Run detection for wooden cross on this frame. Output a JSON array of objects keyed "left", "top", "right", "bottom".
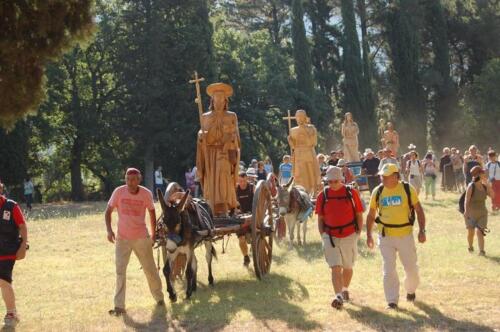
[
  {"left": 282, "top": 110, "right": 296, "bottom": 133},
  {"left": 189, "top": 71, "right": 205, "bottom": 128}
]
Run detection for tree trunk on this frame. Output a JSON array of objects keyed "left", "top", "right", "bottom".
[
  {"left": 144, "top": 145, "right": 154, "bottom": 193},
  {"left": 70, "top": 134, "right": 85, "bottom": 201}
]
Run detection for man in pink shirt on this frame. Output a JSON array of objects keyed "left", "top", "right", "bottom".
[{"left": 105, "top": 168, "right": 164, "bottom": 315}]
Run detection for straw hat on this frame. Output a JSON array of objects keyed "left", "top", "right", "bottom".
[{"left": 206, "top": 83, "right": 233, "bottom": 97}]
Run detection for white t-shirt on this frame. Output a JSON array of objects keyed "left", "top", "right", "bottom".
[
  {"left": 154, "top": 170, "right": 163, "bottom": 185},
  {"left": 487, "top": 161, "right": 500, "bottom": 181},
  {"left": 407, "top": 160, "right": 421, "bottom": 176}
]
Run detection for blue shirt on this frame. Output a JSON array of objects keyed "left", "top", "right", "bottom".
[{"left": 279, "top": 163, "right": 293, "bottom": 179}]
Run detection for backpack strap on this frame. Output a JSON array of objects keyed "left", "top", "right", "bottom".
[
  {"left": 403, "top": 182, "right": 415, "bottom": 225},
  {"left": 375, "top": 183, "right": 415, "bottom": 237}
]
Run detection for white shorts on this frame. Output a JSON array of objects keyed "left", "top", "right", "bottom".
[{"left": 321, "top": 232, "right": 358, "bottom": 269}]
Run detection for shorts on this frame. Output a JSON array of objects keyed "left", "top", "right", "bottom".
[
  {"left": 464, "top": 215, "right": 487, "bottom": 230},
  {"left": 321, "top": 232, "right": 358, "bottom": 269},
  {"left": 0, "top": 260, "right": 15, "bottom": 283}
]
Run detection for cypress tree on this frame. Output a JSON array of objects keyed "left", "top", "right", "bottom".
[
  {"left": 341, "top": 0, "right": 375, "bottom": 147},
  {"left": 291, "top": 0, "right": 315, "bottom": 122},
  {"left": 385, "top": 0, "right": 427, "bottom": 151}
]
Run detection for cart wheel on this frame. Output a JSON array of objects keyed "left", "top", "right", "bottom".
[{"left": 251, "top": 179, "right": 274, "bottom": 279}]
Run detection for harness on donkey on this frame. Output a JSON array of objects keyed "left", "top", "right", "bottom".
[
  {"left": 374, "top": 182, "right": 415, "bottom": 237},
  {"left": 320, "top": 185, "right": 359, "bottom": 248}
]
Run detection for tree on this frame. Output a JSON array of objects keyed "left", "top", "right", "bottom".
[
  {"left": 340, "top": 0, "right": 376, "bottom": 147},
  {"left": 115, "top": 0, "right": 215, "bottom": 188},
  {"left": 384, "top": 0, "right": 427, "bottom": 151},
  {"left": 0, "top": 1, "right": 94, "bottom": 126},
  {"left": 291, "top": 0, "right": 316, "bottom": 122}
]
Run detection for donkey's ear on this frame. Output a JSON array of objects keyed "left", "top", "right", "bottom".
[
  {"left": 285, "top": 176, "right": 294, "bottom": 190},
  {"left": 157, "top": 189, "right": 169, "bottom": 212},
  {"left": 177, "top": 190, "right": 190, "bottom": 212}
]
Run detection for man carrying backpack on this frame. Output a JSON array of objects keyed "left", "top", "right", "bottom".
[
  {"left": 0, "top": 180, "right": 28, "bottom": 327},
  {"left": 315, "top": 166, "right": 364, "bottom": 310},
  {"left": 366, "top": 163, "right": 426, "bottom": 310}
]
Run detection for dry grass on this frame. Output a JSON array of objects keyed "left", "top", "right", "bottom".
[{"left": 2, "top": 190, "right": 500, "bottom": 331}]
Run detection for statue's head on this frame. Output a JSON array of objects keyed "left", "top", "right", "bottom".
[
  {"left": 207, "top": 83, "right": 233, "bottom": 113},
  {"left": 295, "top": 109, "right": 307, "bottom": 125},
  {"left": 344, "top": 112, "right": 353, "bottom": 123}
]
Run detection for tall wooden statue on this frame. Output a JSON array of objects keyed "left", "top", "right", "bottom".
[
  {"left": 341, "top": 112, "right": 360, "bottom": 162},
  {"left": 287, "top": 110, "right": 321, "bottom": 195},
  {"left": 194, "top": 80, "right": 241, "bottom": 216}
]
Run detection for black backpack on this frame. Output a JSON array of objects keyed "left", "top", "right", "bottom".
[{"left": 458, "top": 183, "right": 486, "bottom": 214}]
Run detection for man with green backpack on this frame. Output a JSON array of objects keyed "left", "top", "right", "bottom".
[{"left": 366, "top": 163, "right": 427, "bottom": 310}]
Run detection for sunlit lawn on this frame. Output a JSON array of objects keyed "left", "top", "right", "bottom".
[{"left": 3, "top": 190, "right": 500, "bottom": 331}]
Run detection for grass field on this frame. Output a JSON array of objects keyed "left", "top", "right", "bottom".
[{"left": 2, "top": 190, "right": 500, "bottom": 331}]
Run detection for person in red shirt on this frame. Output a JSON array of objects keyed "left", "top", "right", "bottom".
[
  {"left": 316, "top": 166, "right": 363, "bottom": 310},
  {"left": 0, "top": 182, "right": 28, "bottom": 327}
]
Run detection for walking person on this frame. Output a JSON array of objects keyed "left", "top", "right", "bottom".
[
  {"left": 422, "top": 153, "right": 437, "bottom": 200},
  {"left": 23, "top": 177, "right": 34, "bottom": 212},
  {"left": 279, "top": 155, "right": 293, "bottom": 186},
  {"left": 236, "top": 171, "right": 255, "bottom": 266},
  {"left": 263, "top": 157, "right": 274, "bottom": 175},
  {"left": 451, "top": 148, "right": 465, "bottom": 192},
  {"left": 256, "top": 161, "right": 267, "bottom": 181},
  {"left": 464, "top": 166, "right": 495, "bottom": 255},
  {"left": 316, "top": 166, "right": 363, "bottom": 310},
  {"left": 405, "top": 151, "right": 423, "bottom": 195},
  {"left": 362, "top": 149, "right": 380, "bottom": 193},
  {"left": 440, "top": 148, "right": 455, "bottom": 191},
  {"left": 463, "top": 145, "right": 482, "bottom": 185},
  {"left": 486, "top": 150, "right": 500, "bottom": 212},
  {"left": 105, "top": 168, "right": 164, "bottom": 316},
  {"left": 366, "top": 163, "right": 426, "bottom": 309},
  {"left": 154, "top": 166, "right": 166, "bottom": 200},
  {"left": 0, "top": 180, "right": 28, "bottom": 327}
]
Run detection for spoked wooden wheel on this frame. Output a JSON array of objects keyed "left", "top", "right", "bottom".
[{"left": 251, "top": 179, "right": 274, "bottom": 280}]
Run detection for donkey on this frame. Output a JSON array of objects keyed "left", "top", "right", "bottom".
[
  {"left": 156, "top": 187, "right": 216, "bottom": 302},
  {"left": 276, "top": 177, "right": 313, "bottom": 247}
]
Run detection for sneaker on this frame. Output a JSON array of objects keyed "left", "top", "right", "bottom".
[
  {"left": 331, "top": 296, "right": 343, "bottom": 310},
  {"left": 342, "top": 290, "right": 350, "bottom": 302},
  {"left": 386, "top": 303, "right": 398, "bottom": 310},
  {"left": 243, "top": 255, "right": 250, "bottom": 267},
  {"left": 406, "top": 293, "right": 416, "bottom": 302},
  {"left": 468, "top": 247, "right": 474, "bottom": 253},
  {"left": 479, "top": 250, "right": 486, "bottom": 256},
  {"left": 108, "top": 307, "right": 126, "bottom": 316},
  {"left": 4, "top": 313, "right": 19, "bottom": 327}
]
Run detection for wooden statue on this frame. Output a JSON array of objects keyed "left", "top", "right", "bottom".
[
  {"left": 341, "top": 112, "right": 360, "bottom": 162},
  {"left": 287, "top": 110, "right": 321, "bottom": 195},
  {"left": 383, "top": 121, "right": 400, "bottom": 157},
  {"left": 194, "top": 81, "right": 241, "bottom": 216}
]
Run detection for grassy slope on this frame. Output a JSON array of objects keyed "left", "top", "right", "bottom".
[{"left": 3, "top": 191, "right": 500, "bottom": 331}]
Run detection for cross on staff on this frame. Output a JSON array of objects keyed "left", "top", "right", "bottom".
[
  {"left": 189, "top": 71, "right": 205, "bottom": 128},
  {"left": 282, "top": 110, "right": 296, "bottom": 133}
]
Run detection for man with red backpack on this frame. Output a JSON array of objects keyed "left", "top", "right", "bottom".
[{"left": 315, "top": 166, "right": 363, "bottom": 310}]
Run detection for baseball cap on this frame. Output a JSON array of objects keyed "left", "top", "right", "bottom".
[
  {"left": 378, "top": 163, "right": 399, "bottom": 177},
  {"left": 337, "top": 159, "right": 347, "bottom": 167},
  {"left": 324, "top": 166, "right": 343, "bottom": 182}
]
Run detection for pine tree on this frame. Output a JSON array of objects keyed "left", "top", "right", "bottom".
[
  {"left": 291, "top": 0, "right": 316, "bottom": 122},
  {"left": 0, "top": 1, "right": 94, "bottom": 126}
]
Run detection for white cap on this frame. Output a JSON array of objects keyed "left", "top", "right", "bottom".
[
  {"left": 337, "top": 159, "right": 347, "bottom": 167},
  {"left": 324, "top": 166, "right": 343, "bottom": 181}
]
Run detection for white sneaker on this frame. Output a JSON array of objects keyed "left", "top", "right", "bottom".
[{"left": 4, "top": 313, "right": 20, "bottom": 327}]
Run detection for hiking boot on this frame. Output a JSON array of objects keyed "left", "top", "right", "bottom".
[
  {"left": 243, "top": 255, "right": 250, "bottom": 267},
  {"left": 468, "top": 247, "right": 474, "bottom": 253},
  {"left": 386, "top": 303, "right": 398, "bottom": 310},
  {"left": 108, "top": 307, "right": 126, "bottom": 316},
  {"left": 342, "top": 290, "right": 350, "bottom": 302},
  {"left": 4, "top": 313, "right": 19, "bottom": 327},
  {"left": 331, "top": 296, "right": 343, "bottom": 310},
  {"left": 406, "top": 293, "right": 416, "bottom": 302},
  {"left": 479, "top": 250, "right": 486, "bottom": 256}
]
